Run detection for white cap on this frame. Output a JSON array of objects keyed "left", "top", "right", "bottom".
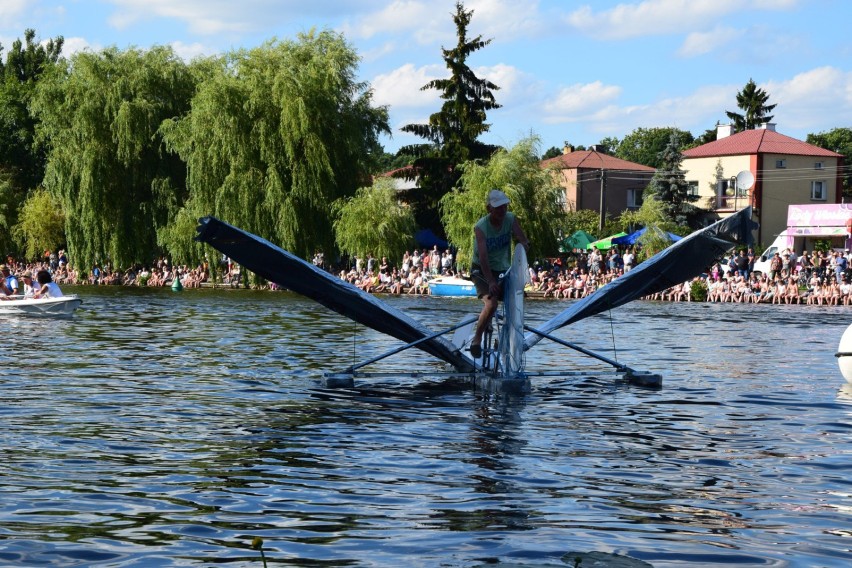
[{"left": 487, "top": 189, "right": 510, "bottom": 208}]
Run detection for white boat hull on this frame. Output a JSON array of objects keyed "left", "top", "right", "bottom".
[{"left": 0, "top": 295, "right": 82, "bottom": 316}]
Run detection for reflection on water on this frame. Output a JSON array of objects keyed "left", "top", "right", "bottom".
[{"left": 1, "top": 287, "right": 851, "bottom": 567}]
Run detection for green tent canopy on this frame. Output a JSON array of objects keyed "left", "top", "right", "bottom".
[
  {"left": 587, "top": 232, "right": 628, "bottom": 251},
  {"left": 561, "top": 229, "right": 594, "bottom": 252}
]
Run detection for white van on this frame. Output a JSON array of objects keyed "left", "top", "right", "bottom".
[{"left": 753, "top": 232, "right": 793, "bottom": 275}]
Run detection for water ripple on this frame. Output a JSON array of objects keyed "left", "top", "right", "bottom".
[{"left": 0, "top": 288, "right": 850, "bottom": 566}]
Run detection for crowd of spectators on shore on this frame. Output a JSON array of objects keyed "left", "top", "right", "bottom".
[
  {"left": 4, "top": 244, "right": 852, "bottom": 307},
  {"left": 2, "top": 250, "right": 213, "bottom": 291}
]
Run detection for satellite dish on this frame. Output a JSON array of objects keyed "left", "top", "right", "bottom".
[{"left": 736, "top": 170, "right": 755, "bottom": 190}]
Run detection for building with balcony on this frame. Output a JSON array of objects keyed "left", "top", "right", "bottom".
[{"left": 682, "top": 123, "right": 844, "bottom": 247}]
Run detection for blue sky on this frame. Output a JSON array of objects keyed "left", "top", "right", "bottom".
[{"left": 2, "top": 0, "right": 850, "bottom": 153}]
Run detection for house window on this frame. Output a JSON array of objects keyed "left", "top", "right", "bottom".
[
  {"left": 687, "top": 181, "right": 699, "bottom": 198},
  {"left": 627, "top": 188, "right": 643, "bottom": 208},
  {"left": 776, "top": 159, "right": 786, "bottom": 168},
  {"left": 811, "top": 181, "right": 826, "bottom": 200},
  {"left": 815, "top": 161, "right": 823, "bottom": 170}
]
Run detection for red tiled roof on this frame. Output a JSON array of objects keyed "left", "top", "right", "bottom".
[
  {"left": 378, "top": 165, "right": 418, "bottom": 177},
  {"left": 541, "top": 150, "right": 654, "bottom": 171},
  {"left": 683, "top": 129, "right": 843, "bottom": 159}
]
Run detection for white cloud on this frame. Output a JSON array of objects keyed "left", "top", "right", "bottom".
[
  {"left": 105, "top": 0, "right": 362, "bottom": 35},
  {"left": 374, "top": 62, "right": 530, "bottom": 108},
  {"left": 342, "top": 0, "right": 543, "bottom": 45},
  {"left": 543, "top": 81, "right": 623, "bottom": 121},
  {"left": 360, "top": 41, "right": 398, "bottom": 63},
  {"left": 565, "top": 0, "right": 799, "bottom": 40},
  {"left": 61, "top": 37, "right": 102, "bottom": 56},
  {"left": 543, "top": 81, "right": 735, "bottom": 140},
  {"left": 465, "top": 0, "right": 544, "bottom": 42},
  {"left": 0, "top": 0, "right": 27, "bottom": 27},
  {"left": 169, "top": 40, "right": 214, "bottom": 60},
  {"left": 679, "top": 26, "right": 746, "bottom": 57},
  {"left": 342, "top": 0, "right": 443, "bottom": 43},
  {"left": 474, "top": 63, "right": 534, "bottom": 105},
  {"left": 765, "top": 67, "right": 852, "bottom": 133},
  {"left": 370, "top": 63, "right": 445, "bottom": 108}
]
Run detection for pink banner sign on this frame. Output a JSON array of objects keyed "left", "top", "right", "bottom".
[{"left": 787, "top": 204, "right": 852, "bottom": 228}]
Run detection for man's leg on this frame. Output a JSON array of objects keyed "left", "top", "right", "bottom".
[{"left": 471, "top": 294, "right": 498, "bottom": 357}]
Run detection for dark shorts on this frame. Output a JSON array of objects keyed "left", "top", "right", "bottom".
[{"left": 470, "top": 265, "right": 506, "bottom": 299}]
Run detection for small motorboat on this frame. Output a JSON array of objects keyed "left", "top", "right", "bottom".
[
  {"left": 0, "top": 295, "right": 82, "bottom": 316},
  {"left": 427, "top": 276, "right": 477, "bottom": 297}
]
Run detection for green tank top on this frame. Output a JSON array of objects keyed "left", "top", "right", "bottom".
[{"left": 471, "top": 212, "right": 515, "bottom": 272}]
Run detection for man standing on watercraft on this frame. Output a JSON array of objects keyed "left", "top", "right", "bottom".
[{"left": 469, "top": 189, "right": 529, "bottom": 358}]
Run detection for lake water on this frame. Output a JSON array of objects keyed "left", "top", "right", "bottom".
[{"left": 1, "top": 287, "right": 851, "bottom": 567}]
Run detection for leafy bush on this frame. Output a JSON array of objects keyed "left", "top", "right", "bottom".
[{"left": 690, "top": 278, "right": 708, "bottom": 302}]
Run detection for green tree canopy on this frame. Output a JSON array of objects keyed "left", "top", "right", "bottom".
[
  {"left": 541, "top": 146, "right": 562, "bottom": 160},
  {"left": 613, "top": 127, "right": 694, "bottom": 168},
  {"left": 0, "top": 29, "right": 64, "bottom": 192},
  {"left": 726, "top": 78, "right": 776, "bottom": 132},
  {"left": 12, "top": 188, "right": 64, "bottom": 260},
  {"left": 400, "top": 1, "right": 501, "bottom": 232},
  {"left": 440, "top": 136, "right": 564, "bottom": 267},
  {"left": 619, "top": 192, "right": 683, "bottom": 260},
  {"left": 596, "top": 137, "right": 620, "bottom": 156},
  {"left": 807, "top": 127, "right": 852, "bottom": 199},
  {"left": 162, "top": 31, "right": 389, "bottom": 263},
  {"left": 333, "top": 177, "right": 416, "bottom": 264},
  {"left": 0, "top": 29, "right": 64, "bottom": 256},
  {"left": 32, "top": 45, "right": 196, "bottom": 270},
  {"left": 561, "top": 209, "right": 604, "bottom": 240}
]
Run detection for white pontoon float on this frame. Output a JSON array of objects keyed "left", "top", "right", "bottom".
[
  {"left": 195, "top": 208, "right": 755, "bottom": 391},
  {"left": 0, "top": 294, "right": 82, "bottom": 316}
]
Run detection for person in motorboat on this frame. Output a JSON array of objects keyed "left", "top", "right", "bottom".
[
  {"left": 0, "top": 264, "right": 18, "bottom": 296},
  {"left": 21, "top": 271, "right": 38, "bottom": 298},
  {"left": 33, "top": 270, "right": 64, "bottom": 299},
  {"left": 469, "top": 189, "right": 530, "bottom": 358}
]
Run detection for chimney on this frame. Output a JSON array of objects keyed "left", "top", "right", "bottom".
[
  {"left": 562, "top": 144, "right": 573, "bottom": 154},
  {"left": 759, "top": 122, "right": 776, "bottom": 131},
  {"left": 717, "top": 124, "right": 734, "bottom": 139},
  {"left": 590, "top": 144, "right": 606, "bottom": 154}
]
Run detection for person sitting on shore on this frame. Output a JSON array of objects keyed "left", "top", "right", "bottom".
[
  {"left": 841, "top": 278, "right": 852, "bottom": 305},
  {"left": 785, "top": 276, "right": 800, "bottom": 304},
  {"left": 828, "top": 279, "right": 841, "bottom": 306},
  {"left": 773, "top": 278, "right": 786, "bottom": 304},
  {"left": 33, "top": 270, "right": 64, "bottom": 299}
]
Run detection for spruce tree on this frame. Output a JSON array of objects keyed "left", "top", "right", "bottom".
[
  {"left": 648, "top": 133, "right": 699, "bottom": 227},
  {"left": 399, "top": 1, "right": 500, "bottom": 233},
  {"left": 725, "top": 79, "right": 776, "bottom": 132}
]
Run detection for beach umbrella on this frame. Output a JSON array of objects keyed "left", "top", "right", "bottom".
[
  {"left": 561, "top": 230, "right": 594, "bottom": 252},
  {"left": 612, "top": 227, "right": 682, "bottom": 246},
  {"left": 587, "top": 232, "right": 627, "bottom": 250}
]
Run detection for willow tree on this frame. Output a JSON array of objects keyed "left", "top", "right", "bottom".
[
  {"left": 333, "top": 177, "right": 415, "bottom": 264},
  {"left": 161, "top": 31, "right": 389, "bottom": 262},
  {"left": 31, "top": 46, "right": 196, "bottom": 269},
  {"left": 619, "top": 190, "right": 683, "bottom": 261},
  {"left": 440, "top": 136, "right": 564, "bottom": 267},
  {"left": 12, "top": 188, "right": 64, "bottom": 259}
]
